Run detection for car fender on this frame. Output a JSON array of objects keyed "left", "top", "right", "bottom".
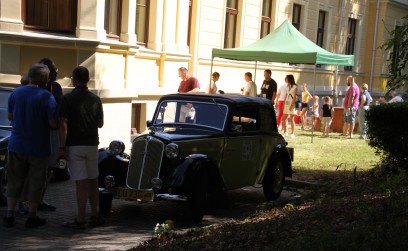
[
  {"left": 98, "top": 149, "right": 129, "bottom": 187},
  {"left": 257, "top": 144, "right": 292, "bottom": 183},
  {"left": 169, "top": 154, "right": 224, "bottom": 191},
  {"left": 271, "top": 144, "right": 293, "bottom": 178}
]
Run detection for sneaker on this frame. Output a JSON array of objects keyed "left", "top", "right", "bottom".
[
  {"left": 38, "top": 201, "right": 56, "bottom": 211},
  {"left": 89, "top": 216, "right": 105, "bottom": 227},
  {"left": 3, "top": 216, "right": 15, "bottom": 228},
  {"left": 25, "top": 216, "right": 46, "bottom": 228},
  {"left": 17, "top": 201, "right": 29, "bottom": 214},
  {"left": 63, "top": 219, "right": 86, "bottom": 229},
  {"left": 290, "top": 134, "right": 295, "bottom": 139},
  {"left": 284, "top": 132, "right": 288, "bottom": 137}
]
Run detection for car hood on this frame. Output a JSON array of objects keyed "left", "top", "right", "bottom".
[
  {"left": 144, "top": 126, "right": 223, "bottom": 141},
  {"left": 0, "top": 126, "right": 11, "bottom": 140}
]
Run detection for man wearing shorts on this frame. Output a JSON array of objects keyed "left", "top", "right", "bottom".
[
  {"left": 5, "top": 64, "right": 58, "bottom": 228},
  {"left": 59, "top": 66, "right": 104, "bottom": 229},
  {"left": 342, "top": 75, "right": 360, "bottom": 137}
]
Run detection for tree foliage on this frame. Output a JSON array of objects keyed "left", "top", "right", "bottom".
[{"left": 380, "top": 15, "right": 408, "bottom": 98}]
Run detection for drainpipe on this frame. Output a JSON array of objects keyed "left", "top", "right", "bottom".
[
  {"left": 333, "top": 0, "right": 345, "bottom": 106},
  {"left": 369, "top": 0, "right": 381, "bottom": 94}
]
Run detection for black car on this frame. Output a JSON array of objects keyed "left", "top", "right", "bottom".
[
  {"left": 98, "top": 93, "right": 293, "bottom": 222},
  {"left": 0, "top": 87, "right": 13, "bottom": 205}
]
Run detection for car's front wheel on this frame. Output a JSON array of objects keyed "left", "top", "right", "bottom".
[
  {"left": 263, "top": 159, "right": 285, "bottom": 200},
  {"left": 99, "top": 190, "right": 113, "bottom": 214},
  {"left": 188, "top": 163, "right": 208, "bottom": 223}
]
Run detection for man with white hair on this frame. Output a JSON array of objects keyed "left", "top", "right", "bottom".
[{"left": 379, "top": 90, "right": 404, "bottom": 104}]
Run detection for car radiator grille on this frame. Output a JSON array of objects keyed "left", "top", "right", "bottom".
[{"left": 127, "top": 136, "right": 164, "bottom": 189}]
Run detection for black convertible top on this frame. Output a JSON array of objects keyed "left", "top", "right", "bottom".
[{"left": 160, "top": 93, "right": 274, "bottom": 109}]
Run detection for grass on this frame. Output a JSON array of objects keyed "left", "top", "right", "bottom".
[
  {"left": 286, "top": 126, "right": 379, "bottom": 181},
  {"left": 132, "top": 125, "right": 408, "bottom": 251}
]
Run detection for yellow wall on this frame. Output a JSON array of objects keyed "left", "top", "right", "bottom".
[{"left": 0, "top": 0, "right": 407, "bottom": 149}]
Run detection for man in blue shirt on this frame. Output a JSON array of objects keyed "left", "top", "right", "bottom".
[{"left": 4, "top": 64, "right": 58, "bottom": 228}]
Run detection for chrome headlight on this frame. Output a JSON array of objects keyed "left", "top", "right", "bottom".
[
  {"left": 164, "top": 143, "right": 179, "bottom": 159},
  {"left": 109, "top": 140, "right": 125, "bottom": 155},
  {"left": 104, "top": 175, "right": 116, "bottom": 189},
  {"left": 151, "top": 178, "right": 163, "bottom": 190}
]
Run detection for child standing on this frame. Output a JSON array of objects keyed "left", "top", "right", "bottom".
[{"left": 320, "top": 96, "right": 333, "bottom": 137}]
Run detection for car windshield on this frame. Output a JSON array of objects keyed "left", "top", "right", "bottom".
[
  {"left": 0, "top": 90, "right": 11, "bottom": 126},
  {"left": 153, "top": 100, "right": 228, "bottom": 131}
]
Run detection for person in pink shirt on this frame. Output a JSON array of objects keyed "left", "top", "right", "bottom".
[
  {"left": 342, "top": 75, "right": 360, "bottom": 137},
  {"left": 177, "top": 67, "right": 200, "bottom": 93}
]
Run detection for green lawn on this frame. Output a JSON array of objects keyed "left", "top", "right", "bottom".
[{"left": 285, "top": 125, "right": 379, "bottom": 180}]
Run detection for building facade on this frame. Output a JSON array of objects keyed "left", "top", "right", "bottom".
[{"left": 0, "top": 0, "right": 407, "bottom": 149}]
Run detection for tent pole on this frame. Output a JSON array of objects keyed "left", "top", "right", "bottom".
[
  {"left": 254, "top": 61, "right": 258, "bottom": 83},
  {"left": 311, "top": 64, "right": 317, "bottom": 143},
  {"left": 209, "top": 56, "right": 214, "bottom": 93}
]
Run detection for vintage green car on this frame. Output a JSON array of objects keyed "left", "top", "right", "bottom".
[{"left": 98, "top": 93, "right": 293, "bottom": 222}]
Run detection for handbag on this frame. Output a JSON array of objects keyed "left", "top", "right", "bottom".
[{"left": 295, "top": 97, "right": 301, "bottom": 109}]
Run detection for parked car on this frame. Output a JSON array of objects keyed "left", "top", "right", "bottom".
[
  {"left": 98, "top": 93, "right": 293, "bottom": 222},
  {"left": 0, "top": 86, "right": 70, "bottom": 206},
  {"left": 0, "top": 87, "right": 13, "bottom": 206}
]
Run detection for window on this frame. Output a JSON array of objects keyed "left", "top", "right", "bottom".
[
  {"left": 292, "top": 4, "right": 301, "bottom": 30},
  {"left": 105, "top": 0, "right": 122, "bottom": 38},
  {"left": 392, "top": 25, "right": 402, "bottom": 76},
  {"left": 316, "top": 11, "right": 326, "bottom": 48},
  {"left": 260, "top": 0, "right": 273, "bottom": 38},
  {"left": 23, "top": 0, "right": 77, "bottom": 33},
  {"left": 135, "top": 0, "right": 149, "bottom": 44},
  {"left": 188, "top": 0, "right": 193, "bottom": 46},
  {"left": 345, "top": 18, "right": 357, "bottom": 71},
  {"left": 224, "top": 0, "right": 238, "bottom": 48}
]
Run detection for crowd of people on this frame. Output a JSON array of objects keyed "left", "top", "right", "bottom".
[
  {"left": 4, "top": 59, "right": 105, "bottom": 229},
  {"left": 178, "top": 67, "right": 404, "bottom": 140}
]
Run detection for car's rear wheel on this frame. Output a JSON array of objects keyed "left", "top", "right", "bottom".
[{"left": 263, "top": 159, "right": 285, "bottom": 200}]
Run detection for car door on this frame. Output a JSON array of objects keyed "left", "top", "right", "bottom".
[{"left": 219, "top": 108, "right": 261, "bottom": 190}]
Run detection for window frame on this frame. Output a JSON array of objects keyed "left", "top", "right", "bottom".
[
  {"left": 105, "top": 0, "right": 123, "bottom": 39},
  {"left": 22, "top": 0, "right": 77, "bottom": 34},
  {"left": 224, "top": 0, "right": 239, "bottom": 48},
  {"left": 345, "top": 18, "right": 357, "bottom": 71},
  {"left": 135, "top": 0, "right": 150, "bottom": 45},
  {"left": 292, "top": 4, "right": 301, "bottom": 30},
  {"left": 260, "top": 0, "right": 273, "bottom": 39},
  {"left": 316, "top": 10, "right": 326, "bottom": 48}
]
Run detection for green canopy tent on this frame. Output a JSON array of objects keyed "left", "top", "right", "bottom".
[{"left": 211, "top": 20, "right": 354, "bottom": 142}]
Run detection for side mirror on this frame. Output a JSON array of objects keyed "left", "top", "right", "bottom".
[{"left": 146, "top": 120, "right": 152, "bottom": 127}]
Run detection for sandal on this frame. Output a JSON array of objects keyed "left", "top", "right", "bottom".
[
  {"left": 63, "top": 219, "right": 86, "bottom": 229},
  {"left": 89, "top": 216, "right": 105, "bottom": 227}
]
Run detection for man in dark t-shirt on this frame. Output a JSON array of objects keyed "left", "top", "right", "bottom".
[
  {"left": 59, "top": 66, "right": 104, "bottom": 229},
  {"left": 260, "top": 69, "right": 277, "bottom": 105}
]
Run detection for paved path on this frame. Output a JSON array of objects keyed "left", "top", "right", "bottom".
[{"left": 0, "top": 180, "right": 302, "bottom": 250}]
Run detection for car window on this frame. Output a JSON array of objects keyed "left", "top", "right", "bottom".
[
  {"left": 230, "top": 106, "right": 259, "bottom": 133},
  {"left": 0, "top": 90, "right": 11, "bottom": 126},
  {"left": 154, "top": 100, "right": 228, "bottom": 131},
  {"left": 258, "top": 107, "right": 277, "bottom": 132}
]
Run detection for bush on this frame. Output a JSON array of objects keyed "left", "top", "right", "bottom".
[{"left": 366, "top": 102, "right": 408, "bottom": 171}]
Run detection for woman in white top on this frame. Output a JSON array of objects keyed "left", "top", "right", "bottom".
[
  {"left": 242, "top": 72, "right": 257, "bottom": 97},
  {"left": 282, "top": 74, "right": 297, "bottom": 138},
  {"left": 276, "top": 83, "right": 288, "bottom": 129}
]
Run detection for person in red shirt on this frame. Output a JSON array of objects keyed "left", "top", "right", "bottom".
[{"left": 177, "top": 67, "right": 200, "bottom": 93}]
